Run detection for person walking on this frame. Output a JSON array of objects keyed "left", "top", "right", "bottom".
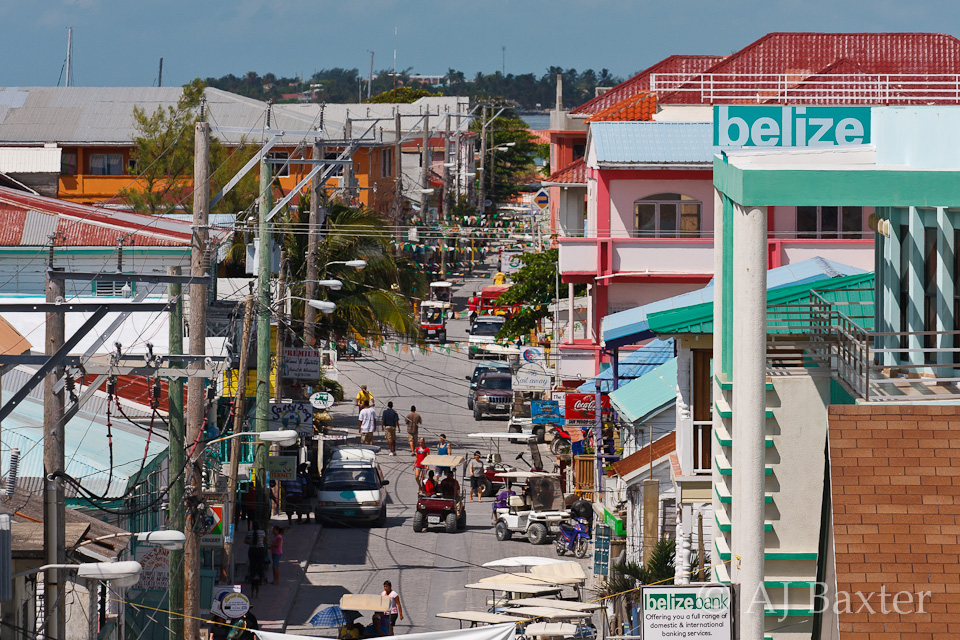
[
  {"left": 468, "top": 450, "right": 485, "bottom": 502},
  {"left": 355, "top": 385, "right": 374, "bottom": 413},
  {"left": 381, "top": 580, "right": 403, "bottom": 635},
  {"left": 405, "top": 405, "right": 422, "bottom": 455},
  {"left": 414, "top": 438, "right": 430, "bottom": 486},
  {"left": 244, "top": 522, "right": 267, "bottom": 597},
  {"left": 381, "top": 401, "right": 400, "bottom": 456},
  {"left": 270, "top": 526, "right": 284, "bottom": 585},
  {"left": 358, "top": 400, "right": 377, "bottom": 445}
]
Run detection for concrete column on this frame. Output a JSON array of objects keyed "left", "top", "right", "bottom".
[
  {"left": 586, "top": 284, "right": 593, "bottom": 343},
  {"left": 567, "top": 283, "right": 574, "bottom": 343},
  {"left": 676, "top": 346, "right": 695, "bottom": 476},
  {"left": 732, "top": 203, "right": 767, "bottom": 640},
  {"left": 883, "top": 209, "right": 903, "bottom": 367},
  {"left": 936, "top": 207, "right": 955, "bottom": 375},
  {"left": 907, "top": 206, "right": 925, "bottom": 369}
]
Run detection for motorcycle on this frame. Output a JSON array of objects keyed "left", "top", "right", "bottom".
[
  {"left": 556, "top": 517, "right": 591, "bottom": 558},
  {"left": 549, "top": 426, "right": 595, "bottom": 456}
]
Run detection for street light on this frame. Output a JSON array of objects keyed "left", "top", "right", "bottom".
[
  {"left": 299, "top": 279, "right": 343, "bottom": 291},
  {"left": 325, "top": 259, "right": 367, "bottom": 270},
  {"left": 307, "top": 300, "right": 336, "bottom": 314},
  {"left": 77, "top": 530, "right": 187, "bottom": 551},
  {"left": 206, "top": 429, "right": 300, "bottom": 449},
  {"left": 13, "top": 561, "right": 143, "bottom": 587}
]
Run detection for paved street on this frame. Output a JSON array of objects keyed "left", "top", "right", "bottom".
[{"left": 282, "top": 275, "right": 590, "bottom": 635}]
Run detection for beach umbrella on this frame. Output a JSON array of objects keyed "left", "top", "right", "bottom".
[{"left": 309, "top": 606, "right": 360, "bottom": 628}]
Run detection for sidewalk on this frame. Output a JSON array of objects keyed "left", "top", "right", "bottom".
[{"left": 231, "top": 517, "right": 323, "bottom": 632}]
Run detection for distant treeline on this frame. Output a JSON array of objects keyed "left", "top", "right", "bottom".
[{"left": 205, "top": 67, "right": 626, "bottom": 111}]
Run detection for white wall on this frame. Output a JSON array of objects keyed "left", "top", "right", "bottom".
[
  {"left": 606, "top": 281, "right": 704, "bottom": 315},
  {"left": 607, "top": 178, "right": 716, "bottom": 237}
]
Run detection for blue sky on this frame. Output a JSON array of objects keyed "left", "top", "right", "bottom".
[{"left": 1, "top": 0, "right": 958, "bottom": 87}]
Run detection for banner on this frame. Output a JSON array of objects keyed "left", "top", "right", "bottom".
[
  {"left": 565, "top": 392, "right": 612, "bottom": 426},
  {"left": 640, "top": 585, "right": 733, "bottom": 640},
  {"left": 267, "top": 456, "right": 297, "bottom": 481}
]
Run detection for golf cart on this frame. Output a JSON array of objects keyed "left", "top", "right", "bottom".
[
  {"left": 467, "top": 432, "right": 548, "bottom": 498},
  {"left": 419, "top": 300, "right": 450, "bottom": 343},
  {"left": 493, "top": 472, "right": 570, "bottom": 545},
  {"left": 429, "top": 280, "right": 454, "bottom": 303},
  {"left": 412, "top": 454, "right": 466, "bottom": 533}
]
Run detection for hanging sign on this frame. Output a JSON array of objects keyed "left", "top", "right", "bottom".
[
  {"left": 212, "top": 585, "right": 251, "bottom": 619},
  {"left": 282, "top": 348, "right": 321, "bottom": 380},
  {"left": 199, "top": 504, "right": 224, "bottom": 547},
  {"left": 512, "top": 364, "right": 553, "bottom": 391},
  {"left": 640, "top": 585, "right": 733, "bottom": 640},
  {"left": 266, "top": 456, "right": 297, "bottom": 481},
  {"left": 532, "top": 400, "right": 563, "bottom": 425},
  {"left": 270, "top": 401, "right": 313, "bottom": 435},
  {"left": 310, "top": 391, "right": 335, "bottom": 410},
  {"left": 564, "top": 392, "right": 612, "bottom": 426}
]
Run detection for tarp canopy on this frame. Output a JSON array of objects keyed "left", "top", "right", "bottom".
[
  {"left": 255, "top": 623, "right": 516, "bottom": 640},
  {"left": 600, "top": 257, "right": 866, "bottom": 348},
  {"left": 577, "top": 338, "right": 673, "bottom": 393},
  {"left": 482, "top": 556, "right": 569, "bottom": 568},
  {"left": 608, "top": 359, "right": 678, "bottom": 424}
]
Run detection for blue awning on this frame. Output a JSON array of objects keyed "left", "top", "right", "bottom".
[
  {"left": 609, "top": 358, "right": 678, "bottom": 424},
  {"left": 601, "top": 257, "right": 866, "bottom": 348},
  {"left": 577, "top": 338, "right": 674, "bottom": 393}
]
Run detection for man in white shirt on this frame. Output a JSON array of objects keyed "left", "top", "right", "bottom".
[{"left": 358, "top": 400, "right": 377, "bottom": 445}]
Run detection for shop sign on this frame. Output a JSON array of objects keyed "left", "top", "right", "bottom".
[
  {"left": 310, "top": 391, "right": 335, "bottom": 410},
  {"left": 521, "top": 347, "right": 545, "bottom": 364},
  {"left": 640, "top": 585, "right": 733, "bottom": 640},
  {"left": 565, "top": 392, "right": 612, "bottom": 425},
  {"left": 513, "top": 364, "right": 553, "bottom": 391},
  {"left": 500, "top": 249, "right": 525, "bottom": 274},
  {"left": 714, "top": 105, "right": 871, "bottom": 147},
  {"left": 266, "top": 456, "right": 297, "bottom": 481},
  {"left": 199, "top": 504, "right": 224, "bottom": 548},
  {"left": 134, "top": 546, "right": 170, "bottom": 591},
  {"left": 532, "top": 400, "right": 562, "bottom": 425},
  {"left": 269, "top": 401, "right": 313, "bottom": 435},
  {"left": 282, "top": 347, "right": 321, "bottom": 380}
]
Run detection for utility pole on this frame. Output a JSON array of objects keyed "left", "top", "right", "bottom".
[
  {"left": 368, "top": 51, "right": 374, "bottom": 100},
  {"left": 421, "top": 113, "right": 430, "bottom": 215},
  {"left": 477, "top": 104, "right": 488, "bottom": 211},
  {"left": 158, "top": 57, "right": 163, "bottom": 87},
  {"left": 255, "top": 156, "right": 273, "bottom": 527},
  {"left": 441, "top": 115, "right": 451, "bottom": 279},
  {"left": 344, "top": 117, "right": 354, "bottom": 199},
  {"left": 223, "top": 293, "right": 253, "bottom": 583},
  {"left": 43, "top": 259, "right": 66, "bottom": 640},
  {"left": 167, "top": 266, "right": 185, "bottom": 640},
  {"left": 184, "top": 117, "right": 210, "bottom": 640},
  {"left": 393, "top": 110, "right": 402, "bottom": 233},
  {"left": 274, "top": 251, "right": 287, "bottom": 403},
  {"left": 65, "top": 27, "right": 72, "bottom": 87},
  {"left": 304, "top": 139, "right": 324, "bottom": 347}
]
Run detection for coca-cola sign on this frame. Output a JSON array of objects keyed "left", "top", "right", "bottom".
[{"left": 565, "top": 393, "right": 612, "bottom": 422}]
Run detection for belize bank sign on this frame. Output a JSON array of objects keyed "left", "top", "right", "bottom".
[{"left": 714, "top": 105, "right": 871, "bottom": 147}]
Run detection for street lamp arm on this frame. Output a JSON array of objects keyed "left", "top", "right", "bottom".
[{"left": 203, "top": 429, "right": 300, "bottom": 448}]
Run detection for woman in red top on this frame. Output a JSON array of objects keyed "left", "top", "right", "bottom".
[
  {"left": 422, "top": 470, "right": 437, "bottom": 495},
  {"left": 414, "top": 438, "right": 429, "bottom": 486}
]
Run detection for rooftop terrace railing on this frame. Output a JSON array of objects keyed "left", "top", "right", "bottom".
[
  {"left": 650, "top": 73, "right": 960, "bottom": 105},
  {"left": 766, "top": 288, "right": 960, "bottom": 401}
]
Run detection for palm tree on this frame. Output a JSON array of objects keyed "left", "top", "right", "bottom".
[
  {"left": 599, "top": 538, "right": 676, "bottom": 634},
  {"left": 277, "top": 199, "right": 426, "bottom": 345}
]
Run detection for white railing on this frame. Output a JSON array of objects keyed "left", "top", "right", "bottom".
[
  {"left": 650, "top": 73, "right": 960, "bottom": 104},
  {"left": 692, "top": 421, "right": 712, "bottom": 474}
]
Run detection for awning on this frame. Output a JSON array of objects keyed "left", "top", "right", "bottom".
[
  {"left": 601, "top": 257, "right": 866, "bottom": 348},
  {"left": 609, "top": 358, "right": 678, "bottom": 424},
  {"left": 577, "top": 338, "right": 673, "bottom": 393}
]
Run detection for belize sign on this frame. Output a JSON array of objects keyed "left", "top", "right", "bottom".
[{"left": 714, "top": 105, "right": 871, "bottom": 147}]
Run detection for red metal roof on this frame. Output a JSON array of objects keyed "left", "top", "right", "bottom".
[
  {"left": 0, "top": 186, "right": 194, "bottom": 247},
  {"left": 572, "top": 55, "right": 723, "bottom": 115},
  {"left": 660, "top": 32, "right": 960, "bottom": 104},
  {"left": 543, "top": 158, "right": 586, "bottom": 185},
  {"left": 611, "top": 431, "right": 676, "bottom": 478}
]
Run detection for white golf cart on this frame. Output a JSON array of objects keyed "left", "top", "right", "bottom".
[{"left": 493, "top": 472, "right": 570, "bottom": 545}]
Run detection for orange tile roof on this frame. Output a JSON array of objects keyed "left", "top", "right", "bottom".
[
  {"left": 611, "top": 431, "right": 676, "bottom": 478},
  {"left": 587, "top": 92, "right": 657, "bottom": 123},
  {"left": 543, "top": 158, "right": 586, "bottom": 185},
  {"left": 529, "top": 129, "right": 551, "bottom": 145}
]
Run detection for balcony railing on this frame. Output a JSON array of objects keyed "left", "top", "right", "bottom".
[
  {"left": 650, "top": 73, "right": 960, "bottom": 105},
  {"left": 766, "top": 288, "right": 960, "bottom": 401}
]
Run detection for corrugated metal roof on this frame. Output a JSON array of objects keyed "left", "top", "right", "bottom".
[
  {"left": 589, "top": 121, "right": 717, "bottom": 165},
  {"left": 0, "top": 368, "right": 166, "bottom": 498},
  {"left": 602, "top": 257, "right": 868, "bottom": 347},
  {"left": 0, "top": 146, "right": 61, "bottom": 172},
  {"left": 609, "top": 358, "right": 678, "bottom": 424},
  {"left": 0, "top": 186, "right": 210, "bottom": 247},
  {"left": 577, "top": 338, "right": 674, "bottom": 392},
  {"left": 647, "top": 271, "right": 875, "bottom": 336},
  {"left": 572, "top": 55, "right": 723, "bottom": 115}
]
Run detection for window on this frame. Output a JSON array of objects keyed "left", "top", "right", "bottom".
[
  {"left": 692, "top": 350, "right": 712, "bottom": 474},
  {"left": 634, "top": 193, "right": 702, "bottom": 238},
  {"left": 381, "top": 149, "right": 393, "bottom": 178},
  {"left": 89, "top": 153, "right": 123, "bottom": 176},
  {"left": 572, "top": 144, "right": 586, "bottom": 161},
  {"left": 796, "top": 206, "right": 863, "bottom": 239},
  {"left": 94, "top": 280, "right": 133, "bottom": 297},
  {"left": 268, "top": 152, "right": 290, "bottom": 177},
  {"left": 60, "top": 152, "right": 77, "bottom": 175}
]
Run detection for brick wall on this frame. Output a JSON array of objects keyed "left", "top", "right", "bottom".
[{"left": 829, "top": 404, "right": 960, "bottom": 639}]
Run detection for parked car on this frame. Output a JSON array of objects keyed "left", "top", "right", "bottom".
[
  {"left": 466, "top": 361, "right": 511, "bottom": 410},
  {"left": 316, "top": 456, "right": 389, "bottom": 526},
  {"left": 473, "top": 372, "right": 513, "bottom": 420}
]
